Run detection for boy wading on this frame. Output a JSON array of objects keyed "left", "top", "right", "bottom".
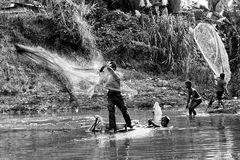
[
  {"left": 100, "top": 61, "right": 132, "bottom": 132},
  {"left": 185, "top": 81, "right": 202, "bottom": 116},
  {"left": 208, "top": 73, "right": 229, "bottom": 109}
]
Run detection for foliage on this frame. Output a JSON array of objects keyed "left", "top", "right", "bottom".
[
  {"left": 89, "top": 8, "right": 196, "bottom": 75},
  {"left": 220, "top": 4, "right": 240, "bottom": 96},
  {"left": 48, "top": 0, "right": 97, "bottom": 55},
  {"left": 87, "top": 3, "right": 240, "bottom": 95},
  {"left": 0, "top": 0, "right": 99, "bottom": 112}
]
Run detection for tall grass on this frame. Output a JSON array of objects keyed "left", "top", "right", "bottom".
[
  {"left": 146, "top": 15, "right": 193, "bottom": 74},
  {"left": 0, "top": 0, "right": 100, "bottom": 111},
  {"left": 94, "top": 10, "right": 204, "bottom": 76},
  {"left": 45, "top": 0, "right": 97, "bottom": 54}
]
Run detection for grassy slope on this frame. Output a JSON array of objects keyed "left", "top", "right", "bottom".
[{"left": 0, "top": 0, "right": 239, "bottom": 114}]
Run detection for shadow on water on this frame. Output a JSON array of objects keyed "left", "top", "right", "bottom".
[{"left": 0, "top": 109, "right": 240, "bottom": 159}]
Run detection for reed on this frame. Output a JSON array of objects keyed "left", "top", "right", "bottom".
[
  {"left": 47, "top": 0, "right": 96, "bottom": 53},
  {"left": 96, "top": 11, "right": 199, "bottom": 77}
]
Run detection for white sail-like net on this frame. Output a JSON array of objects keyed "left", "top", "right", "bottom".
[
  {"left": 152, "top": 102, "right": 162, "bottom": 125},
  {"left": 193, "top": 23, "right": 231, "bottom": 84}
]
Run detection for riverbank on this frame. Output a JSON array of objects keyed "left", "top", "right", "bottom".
[
  {"left": 0, "top": 0, "right": 239, "bottom": 115},
  {"left": 0, "top": 68, "right": 239, "bottom": 115},
  {"left": 0, "top": 70, "right": 188, "bottom": 114}
]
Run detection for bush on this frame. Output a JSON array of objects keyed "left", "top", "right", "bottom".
[
  {"left": 48, "top": 0, "right": 96, "bottom": 54},
  {"left": 92, "top": 9, "right": 195, "bottom": 74}
]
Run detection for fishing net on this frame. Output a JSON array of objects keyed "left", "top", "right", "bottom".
[
  {"left": 193, "top": 23, "right": 231, "bottom": 84},
  {"left": 15, "top": 44, "right": 102, "bottom": 97},
  {"left": 98, "top": 67, "right": 138, "bottom": 98},
  {"left": 15, "top": 44, "right": 138, "bottom": 98}
]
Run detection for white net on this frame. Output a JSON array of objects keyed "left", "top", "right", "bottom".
[
  {"left": 152, "top": 102, "right": 162, "bottom": 125},
  {"left": 15, "top": 44, "right": 138, "bottom": 98},
  {"left": 99, "top": 68, "right": 138, "bottom": 98},
  {"left": 193, "top": 23, "right": 231, "bottom": 84},
  {"left": 16, "top": 44, "right": 102, "bottom": 97}
]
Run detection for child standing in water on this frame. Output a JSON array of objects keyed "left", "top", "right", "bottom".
[
  {"left": 185, "top": 81, "right": 202, "bottom": 116},
  {"left": 208, "top": 73, "right": 229, "bottom": 109}
]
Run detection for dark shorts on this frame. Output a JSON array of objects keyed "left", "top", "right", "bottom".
[
  {"left": 216, "top": 91, "right": 224, "bottom": 100},
  {"left": 193, "top": 99, "right": 202, "bottom": 105},
  {"left": 189, "top": 98, "right": 202, "bottom": 110}
]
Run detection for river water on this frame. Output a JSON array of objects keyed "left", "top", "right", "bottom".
[{"left": 0, "top": 108, "right": 240, "bottom": 160}]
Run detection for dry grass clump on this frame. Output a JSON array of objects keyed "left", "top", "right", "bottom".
[
  {"left": 92, "top": 9, "right": 197, "bottom": 75},
  {"left": 47, "top": 0, "right": 96, "bottom": 54},
  {"left": 0, "top": 0, "right": 97, "bottom": 54},
  {"left": 146, "top": 15, "right": 194, "bottom": 74}
]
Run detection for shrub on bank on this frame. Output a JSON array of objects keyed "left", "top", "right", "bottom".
[
  {"left": 91, "top": 9, "right": 207, "bottom": 77},
  {"left": 0, "top": 0, "right": 98, "bottom": 112}
]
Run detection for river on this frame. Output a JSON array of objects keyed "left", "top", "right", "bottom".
[{"left": 0, "top": 108, "right": 240, "bottom": 160}]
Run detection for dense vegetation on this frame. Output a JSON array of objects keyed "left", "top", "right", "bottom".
[{"left": 0, "top": 0, "right": 239, "bottom": 113}]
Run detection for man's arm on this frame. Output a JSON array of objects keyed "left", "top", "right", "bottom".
[
  {"left": 99, "top": 65, "right": 106, "bottom": 72},
  {"left": 106, "top": 66, "right": 120, "bottom": 80},
  {"left": 148, "top": 119, "right": 160, "bottom": 127}
]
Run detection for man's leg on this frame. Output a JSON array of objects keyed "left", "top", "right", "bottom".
[
  {"left": 192, "top": 109, "right": 196, "bottom": 116},
  {"left": 217, "top": 99, "right": 221, "bottom": 107},
  {"left": 107, "top": 97, "right": 116, "bottom": 131},
  {"left": 217, "top": 91, "right": 224, "bottom": 108},
  {"left": 115, "top": 95, "right": 132, "bottom": 128},
  {"left": 190, "top": 100, "right": 202, "bottom": 116},
  {"left": 208, "top": 95, "right": 215, "bottom": 108},
  {"left": 188, "top": 108, "right": 192, "bottom": 116},
  {"left": 219, "top": 100, "right": 225, "bottom": 109}
]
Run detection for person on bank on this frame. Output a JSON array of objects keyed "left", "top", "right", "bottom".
[
  {"left": 208, "top": 73, "right": 229, "bottom": 109},
  {"left": 99, "top": 61, "right": 133, "bottom": 133},
  {"left": 185, "top": 81, "right": 202, "bottom": 116}
]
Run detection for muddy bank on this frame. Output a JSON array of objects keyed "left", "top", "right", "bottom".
[
  {"left": 0, "top": 76, "right": 187, "bottom": 114},
  {"left": 0, "top": 75, "right": 239, "bottom": 115},
  {"left": 68, "top": 78, "right": 240, "bottom": 114},
  {"left": 0, "top": 75, "right": 186, "bottom": 114},
  {"left": 206, "top": 99, "right": 240, "bottom": 114}
]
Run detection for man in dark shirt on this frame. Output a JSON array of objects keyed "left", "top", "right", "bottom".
[{"left": 99, "top": 61, "right": 133, "bottom": 133}]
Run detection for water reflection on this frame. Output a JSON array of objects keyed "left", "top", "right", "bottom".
[
  {"left": 0, "top": 110, "right": 239, "bottom": 159},
  {"left": 108, "top": 139, "right": 131, "bottom": 160}
]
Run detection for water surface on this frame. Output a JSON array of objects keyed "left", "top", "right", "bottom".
[{"left": 0, "top": 109, "right": 240, "bottom": 160}]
